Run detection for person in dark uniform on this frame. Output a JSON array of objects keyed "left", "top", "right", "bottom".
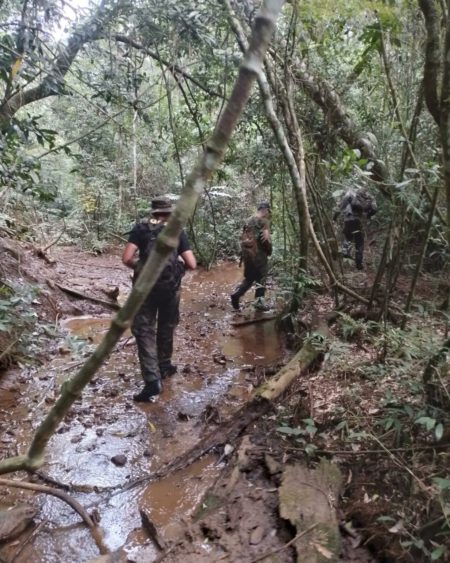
[
  {"left": 334, "top": 188, "right": 377, "bottom": 270},
  {"left": 122, "top": 197, "right": 196, "bottom": 401},
  {"left": 230, "top": 202, "right": 272, "bottom": 311}
]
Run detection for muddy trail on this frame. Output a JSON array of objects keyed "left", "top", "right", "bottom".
[{"left": 0, "top": 249, "right": 287, "bottom": 562}]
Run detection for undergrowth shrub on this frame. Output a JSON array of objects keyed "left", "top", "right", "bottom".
[{"left": 0, "top": 283, "right": 41, "bottom": 369}]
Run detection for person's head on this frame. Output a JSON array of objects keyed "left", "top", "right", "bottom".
[
  {"left": 151, "top": 196, "right": 174, "bottom": 222},
  {"left": 257, "top": 202, "right": 271, "bottom": 218}
]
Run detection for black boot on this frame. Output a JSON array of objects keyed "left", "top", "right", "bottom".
[
  {"left": 133, "top": 379, "right": 162, "bottom": 402},
  {"left": 230, "top": 293, "right": 240, "bottom": 311},
  {"left": 160, "top": 364, "right": 177, "bottom": 379}
]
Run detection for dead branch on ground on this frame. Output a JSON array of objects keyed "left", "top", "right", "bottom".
[
  {"left": 55, "top": 283, "right": 120, "bottom": 310},
  {"left": 0, "top": 478, "right": 108, "bottom": 554}
]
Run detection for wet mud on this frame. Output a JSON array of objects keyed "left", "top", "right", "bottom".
[{"left": 0, "top": 260, "right": 285, "bottom": 562}]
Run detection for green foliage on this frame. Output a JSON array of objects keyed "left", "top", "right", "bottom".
[
  {"left": 0, "top": 283, "right": 41, "bottom": 367},
  {"left": 276, "top": 418, "right": 319, "bottom": 455}
]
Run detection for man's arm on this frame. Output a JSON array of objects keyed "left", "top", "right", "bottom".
[
  {"left": 122, "top": 242, "right": 139, "bottom": 269},
  {"left": 260, "top": 218, "right": 272, "bottom": 256},
  {"left": 367, "top": 200, "right": 378, "bottom": 218},
  {"left": 180, "top": 250, "right": 196, "bottom": 270}
]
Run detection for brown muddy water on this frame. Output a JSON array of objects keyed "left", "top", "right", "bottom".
[{"left": 0, "top": 263, "right": 284, "bottom": 562}]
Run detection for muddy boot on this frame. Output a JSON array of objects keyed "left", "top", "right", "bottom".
[
  {"left": 339, "top": 241, "right": 352, "bottom": 259},
  {"left": 230, "top": 293, "right": 240, "bottom": 311},
  {"left": 160, "top": 364, "right": 177, "bottom": 379},
  {"left": 133, "top": 379, "right": 161, "bottom": 402},
  {"left": 253, "top": 297, "right": 270, "bottom": 312}
]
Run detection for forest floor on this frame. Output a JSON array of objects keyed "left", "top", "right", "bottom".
[{"left": 0, "top": 238, "right": 448, "bottom": 563}]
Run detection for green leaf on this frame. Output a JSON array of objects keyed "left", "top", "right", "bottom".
[
  {"left": 276, "top": 426, "right": 302, "bottom": 436},
  {"left": 435, "top": 423, "right": 444, "bottom": 441},
  {"left": 432, "top": 477, "right": 450, "bottom": 491},
  {"left": 431, "top": 546, "right": 446, "bottom": 560},
  {"left": 415, "top": 417, "right": 436, "bottom": 431}
]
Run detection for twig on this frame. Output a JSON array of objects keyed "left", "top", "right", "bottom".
[
  {"left": 290, "top": 445, "right": 450, "bottom": 455},
  {"left": 151, "top": 542, "right": 178, "bottom": 563},
  {"left": 0, "top": 478, "right": 108, "bottom": 554},
  {"left": 106, "top": 231, "right": 127, "bottom": 243},
  {"left": 29, "top": 470, "right": 70, "bottom": 491},
  {"left": 368, "top": 435, "right": 430, "bottom": 494},
  {"left": 249, "top": 522, "right": 319, "bottom": 563},
  {"left": 42, "top": 222, "right": 66, "bottom": 252}
]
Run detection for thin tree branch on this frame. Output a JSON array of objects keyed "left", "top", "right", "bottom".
[
  {"left": 113, "top": 34, "right": 225, "bottom": 100},
  {"left": 0, "top": 0, "right": 122, "bottom": 127},
  {"left": 0, "top": 478, "right": 108, "bottom": 554}
]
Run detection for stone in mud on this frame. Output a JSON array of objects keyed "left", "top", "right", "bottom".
[
  {"left": 111, "top": 454, "right": 127, "bottom": 467},
  {"left": 0, "top": 504, "right": 37, "bottom": 542},
  {"left": 249, "top": 525, "right": 265, "bottom": 545}
]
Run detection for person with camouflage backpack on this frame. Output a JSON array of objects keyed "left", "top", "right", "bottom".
[
  {"left": 333, "top": 187, "right": 377, "bottom": 270},
  {"left": 230, "top": 202, "right": 272, "bottom": 311},
  {"left": 122, "top": 196, "right": 196, "bottom": 402}
]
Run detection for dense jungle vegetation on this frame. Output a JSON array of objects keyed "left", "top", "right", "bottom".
[{"left": 0, "top": 0, "right": 450, "bottom": 561}]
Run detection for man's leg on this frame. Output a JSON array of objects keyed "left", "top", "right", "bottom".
[
  {"left": 353, "top": 225, "right": 365, "bottom": 270},
  {"left": 341, "top": 221, "right": 354, "bottom": 258},
  {"left": 131, "top": 295, "right": 161, "bottom": 400},
  {"left": 254, "top": 263, "right": 269, "bottom": 311},
  {"left": 230, "top": 277, "right": 253, "bottom": 310},
  {"left": 157, "top": 290, "right": 180, "bottom": 378}
]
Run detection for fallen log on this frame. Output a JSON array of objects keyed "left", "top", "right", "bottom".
[
  {"left": 122, "top": 327, "right": 328, "bottom": 492},
  {"left": 55, "top": 283, "right": 120, "bottom": 310}
]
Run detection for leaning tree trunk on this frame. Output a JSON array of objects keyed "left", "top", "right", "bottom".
[
  {"left": 440, "top": 2, "right": 450, "bottom": 250},
  {"left": 0, "top": 0, "right": 286, "bottom": 476}
]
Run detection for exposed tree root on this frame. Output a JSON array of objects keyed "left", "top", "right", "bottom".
[{"left": 0, "top": 478, "right": 108, "bottom": 555}]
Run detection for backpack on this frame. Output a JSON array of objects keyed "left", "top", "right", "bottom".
[
  {"left": 134, "top": 223, "right": 184, "bottom": 292},
  {"left": 240, "top": 221, "right": 259, "bottom": 263},
  {"left": 352, "top": 189, "right": 375, "bottom": 215}
]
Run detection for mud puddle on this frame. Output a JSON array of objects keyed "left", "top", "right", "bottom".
[{"left": 0, "top": 263, "right": 285, "bottom": 562}]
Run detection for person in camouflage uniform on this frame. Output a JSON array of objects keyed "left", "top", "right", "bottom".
[
  {"left": 230, "top": 202, "right": 272, "bottom": 311},
  {"left": 334, "top": 187, "right": 377, "bottom": 270},
  {"left": 122, "top": 197, "right": 196, "bottom": 402}
]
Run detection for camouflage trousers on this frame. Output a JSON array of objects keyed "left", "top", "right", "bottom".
[{"left": 131, "top": 288, "right": 180, "bottom": 383}]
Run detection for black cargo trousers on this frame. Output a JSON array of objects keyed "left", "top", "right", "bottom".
[
  {"left": 131, "top": 287, "right": 180, "bottom": 384},
  {"left": 343, "top": 218, "right": 364, "bottom": 269},
  {"left": 231, "top": 257, "right": 268, "bottom": 301}
]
